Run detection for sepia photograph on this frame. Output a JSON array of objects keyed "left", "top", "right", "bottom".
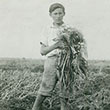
[{"left": 0, "top": 0, "right": 110, "bottom": 110}]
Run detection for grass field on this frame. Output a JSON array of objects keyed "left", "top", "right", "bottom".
[{"left": 0, "top": 58, "right": 110, "bottom": 110}]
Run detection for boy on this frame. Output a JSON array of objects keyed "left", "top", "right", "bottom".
[{"left": 32, "top": 3, "right": 87, "bottom": 110}]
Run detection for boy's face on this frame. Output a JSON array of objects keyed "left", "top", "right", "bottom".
[{"left": 50, "top": 8, "right": 65, "bottom": 24}]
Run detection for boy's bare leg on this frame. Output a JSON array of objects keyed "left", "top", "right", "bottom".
[
  {"left": 60, "top": 98, "right": 69, "bottom": 110},
  {"left": 32, "top": 94, "right": 46, "bottom": 110}
]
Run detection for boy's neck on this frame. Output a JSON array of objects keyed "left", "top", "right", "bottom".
[{"left": 53, "top": 21, "right": 64, "bottom": 27}]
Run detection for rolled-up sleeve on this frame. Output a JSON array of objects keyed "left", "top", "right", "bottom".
[{"left": 40, "top": 27, "right": 48, "bottom": 46}]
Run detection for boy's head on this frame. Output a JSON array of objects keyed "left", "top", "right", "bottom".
[
  {"left": 49, "top": 3, "right": 65, "bottom": 24},
  {"left": 49, "top": 3, "right": 65, "bottom": 14}
]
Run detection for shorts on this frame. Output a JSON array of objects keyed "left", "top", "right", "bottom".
[{"left": 38, "top": 56, "right": 59, "bottom": 96}]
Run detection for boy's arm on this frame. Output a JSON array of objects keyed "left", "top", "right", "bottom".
[{"left": 40, "top": 41, "right": 64, "bottom": 56}]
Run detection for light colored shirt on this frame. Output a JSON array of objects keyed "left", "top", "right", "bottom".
[{"left": 40, "top": 23, "right": 88, "bottom": 59}]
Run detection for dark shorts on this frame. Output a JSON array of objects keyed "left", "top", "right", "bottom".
[{"left": 38, "top": 56, "right": 59, "bottom": 96}]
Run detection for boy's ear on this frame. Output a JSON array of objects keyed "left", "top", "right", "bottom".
[
  {"left": 63, "top": 11, "right": 65, "bottom": 16},
  {"left": 49, "top": 13, "right": 52, "bottom": 17}
]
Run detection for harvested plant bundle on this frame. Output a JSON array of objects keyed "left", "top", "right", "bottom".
[{"left": 57, "top": 27, "right": 88, "bottom": 98}]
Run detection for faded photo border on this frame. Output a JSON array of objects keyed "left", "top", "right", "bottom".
[{"left": 0, "top": 0, "right": 110, "bottom": 110}]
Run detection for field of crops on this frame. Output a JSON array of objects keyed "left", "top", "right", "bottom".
[{"left": 0, "top": 58, "right": 110, "bottom": 110}]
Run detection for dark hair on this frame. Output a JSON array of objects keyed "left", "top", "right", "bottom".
[{"left": 49, "top": 3, "right": 65, "bottom": 13}]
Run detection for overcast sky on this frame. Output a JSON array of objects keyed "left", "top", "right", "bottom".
[{"left": 0, "top": 0, "right": 110, "bottom": 60}]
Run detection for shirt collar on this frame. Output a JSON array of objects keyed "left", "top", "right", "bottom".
[{"left": 50, "top": 22, "right": 66, "bottom": 28}]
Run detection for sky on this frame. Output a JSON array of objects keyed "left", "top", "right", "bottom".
[{"left": 0, "top": 0, "right": 110, "bottom": 60}]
